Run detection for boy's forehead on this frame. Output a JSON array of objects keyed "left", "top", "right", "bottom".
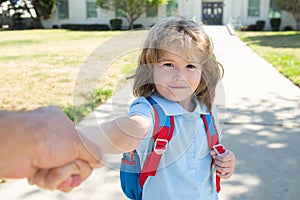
[{"left": 159, "top": 44, "right": 203, "bottom": 63}]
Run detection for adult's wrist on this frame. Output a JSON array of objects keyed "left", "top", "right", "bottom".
[{"left": 0, "top": 110, "right": 38, "bottom": 178}]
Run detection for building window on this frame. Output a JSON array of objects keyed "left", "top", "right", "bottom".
[
  {"left": 146, "top": 4, "right": 158, "bottom": 17},
  {"left": 248, "top": 0, "right": 260, "bottom": 17},
  {"left": 166, "top": 0, "right": 178, "bottom": 17},
  {"left": 58, "top": 0, "right": 69, "bottom": 19},
  {"left": 86, "top": 0, "right": 98, "bottom": 18}
]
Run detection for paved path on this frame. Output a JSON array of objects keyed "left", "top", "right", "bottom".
[{"left": 1, "top": 26, "right": 299, "bottom": 200}]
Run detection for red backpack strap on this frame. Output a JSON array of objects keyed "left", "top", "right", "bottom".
[
  {"left": 139, "top": 97, "right": 174, "bottom": 187},
  {"left": 201, "top": 112, "right": 221, "bottom": 193},
  {"left": 201, "top": 112, "right": 219, "bottom": 148}
]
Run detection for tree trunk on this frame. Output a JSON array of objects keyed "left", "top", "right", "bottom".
[
  {"left": 31, "top": 0, "right": 44, "bottom": 29},
  {"left": 296, "top": 20, "right": 300, "bottom": 31},
  {"left": 293, "top": 13, "right": 300, "bottom": 30},
  {"left": 129, "top": 20, "right": 134, "bottom": 29}
]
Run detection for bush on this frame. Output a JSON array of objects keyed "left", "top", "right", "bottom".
[
  {"left": 60, "top": 24, "right": 110, "bottom": 31},
  {"left": 283, "top": 26, "right": 294, "bottom": 31},
  {"left": 240, "top": 21, "right": 265, "bottom": 31},
  {"left": 110, "top": 19, "right": 122, "bottom": 30},
  {"left": 63, "top": 87, "right": 113, "bottom": 122},
  {"left": 133, "top": 24, "right": 143, "bottom": 29},
  {"left": 270, "top": 18, "right": 281, "bottom": 31},
  {"left": 256, "top": 20, "right": 265, "bottom": 31}
]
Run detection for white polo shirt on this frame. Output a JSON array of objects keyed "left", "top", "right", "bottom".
[{"left": 128, "top": 94, "right": 221, "bottom": 200}]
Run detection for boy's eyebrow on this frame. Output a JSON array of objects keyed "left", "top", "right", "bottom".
[
  {"left": 158, "top": 58, "right": 175, "bottom": 62},
  {"left": 158, "top": 57, "right": 200, "bottom": 66}
]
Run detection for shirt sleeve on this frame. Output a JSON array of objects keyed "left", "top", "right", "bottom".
[
  {"left": 128, "top": 97, "right": 153, "bottom": 122},
  {"left": 128, "top": 97, "right": 155, "bottom": 163}
]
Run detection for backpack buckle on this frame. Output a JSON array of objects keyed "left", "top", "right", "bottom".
[{"left": 154, "top": 138, "right": 169, "bottom": 154}]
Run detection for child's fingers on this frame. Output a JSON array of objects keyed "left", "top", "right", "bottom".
[
  {"left": 214, "top": 151, "right": 235, "bottom": 165},
  {"left": 57, "top": 175, "right": 83, "bottom": 192},
  {"left": 216, "top": 166, "right": 232, "bottom": 174},
  {"left": 214, "top": 158, "right": 234, "bottom": 168},
  {"left": 213, "top": 151, "right": 236, "bottom": 180},
  {"left": 57, "top": 177, "right": 73, "bottom": 188},
  {"left": 54, "top": 159, "right": 92, "bottom": 192},
  {"left": 210, "top": 150, "right": 217, "bottom": 157},
  {"left": 216, "top": 170, "right": 233, "bottom": 179},
  {"left": 45, "top": 160, "right": 84, "bottom": 191},
  {"left": 28, "top": 160, "right": 92, "bottom": 191}
]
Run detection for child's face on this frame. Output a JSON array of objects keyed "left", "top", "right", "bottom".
[{"left": 153, "top": 50, "right": 202, "bottom": 105}]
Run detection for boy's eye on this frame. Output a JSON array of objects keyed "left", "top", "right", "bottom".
[
  {"left": 186, "top": 64, "right": 196, "bottom": 69},
  {"left": 163, "top": 63, "right": 174, "bottom": 67}
]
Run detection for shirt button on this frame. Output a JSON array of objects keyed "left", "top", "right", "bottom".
[{"left": 190, "top": 152, "right": 195, "bottom": 157}]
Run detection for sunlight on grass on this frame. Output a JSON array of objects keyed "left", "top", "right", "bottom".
[
  {"left": 0, "top": 29, "right": 142, "bottom": 121},
  {"left": 0, "top": 29, "right": 122, "bottom": 111},
  {"left": 237, "top": 31, "right": 300, "bottom": 87}
]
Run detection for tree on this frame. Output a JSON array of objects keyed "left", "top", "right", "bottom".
[
  {"left": 30, "top": 0, "right": 57, "bottom": 28},
  {"left": 277, "top": 0, "right": 300, "bottom": 30},
  {"left": 97, "top": 0, "right": 168, "bottom": 29},
  {"left": 0, "top": 0, "right": 57, "bottom": 29}
]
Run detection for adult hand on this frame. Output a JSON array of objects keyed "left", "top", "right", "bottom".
[{"left": 0, "top": 106, "right": 101, "bottom": 179}]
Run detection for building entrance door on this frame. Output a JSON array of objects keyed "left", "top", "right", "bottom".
[{"left": 202, "top": 2, "right": 223, "bottom": 25}]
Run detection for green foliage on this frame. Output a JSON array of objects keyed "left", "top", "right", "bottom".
[
  {"left": 63, "top": 104, "right": 92, "bottom": 123},
  {"left": 93, "top": 87, "right": 113, "bottom": 106},
  {"left": 34, "top": 0, "right": 57, "bottom": 19},
  {"left": 0, "top": 0, "right": 58, "bottom": 28},
  {"left": 237, "top": 31, "right": 300, "bottom": 87},
  {"left": 276, "top": 0, "right": 300, "bottom": 12},
  {"left": 276, "top": 0, "right": 300, "bottom": 30},
  {"left": 97, "top": 0, "right": 168, "bottom": 29},
  {"left": 63, "top": 88, "right": 113, "bottom": 122}
]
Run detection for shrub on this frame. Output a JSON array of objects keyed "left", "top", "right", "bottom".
[
  {"left": 63, "top": 87, "right": 113, "bottom": 122},
  {"left": 283, "top": 26, "right": 294, "bottom": 31},
  {"left": 60, "top": 24, "right": 111, "bottom": 31}
]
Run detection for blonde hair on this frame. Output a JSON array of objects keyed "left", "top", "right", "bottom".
[{"left": 131, "top": 16, "right": 223, "bottom": 111}]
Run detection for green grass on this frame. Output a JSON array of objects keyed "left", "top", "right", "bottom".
[
  {"left": 0, "top": 29, "right": 119, "bottom": 45},
  {"left": 237, "top": 31, "right": 300, "bottom": 87},
  {"left": 0, "top": 29, "right": 141, "bottom": 122},
  {"left": 63, "top": 88, "right": 113, "bottom": 122},
  {"left": 0, "top": 29, "right": 121, "bottom": 110}
]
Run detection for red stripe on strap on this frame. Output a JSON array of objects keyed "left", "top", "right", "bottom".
[
  {"left": 201, "top": 113, "right": 221, "bottom": 193},
  {"left": 139, "top": 115, "right": 175, "bottom": 188}
]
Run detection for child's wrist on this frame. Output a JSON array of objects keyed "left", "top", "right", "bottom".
[{"left": 76, "top": 129, "right": 103, "bottom": 167}]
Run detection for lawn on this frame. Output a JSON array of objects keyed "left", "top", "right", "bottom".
[
  {"left": 0, "top": 29, "right": 139, "bottom": 115},
  {"left": 2, "top": 29, "right": 299, "bottom": 121},
  {"left": 236, "top": 31, "right": 300, "bottom": 87}
]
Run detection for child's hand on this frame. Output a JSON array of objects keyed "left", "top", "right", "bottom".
[
  {"left": 28, "top": 159, "right": 92, "bottom": 192},
  {"left": 210, "top": 150, "right": 236, "bottom": 179}
]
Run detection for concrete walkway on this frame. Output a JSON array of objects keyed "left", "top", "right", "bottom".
[{"left": 1, "top": 26, "right": 299, "bottom": 200}]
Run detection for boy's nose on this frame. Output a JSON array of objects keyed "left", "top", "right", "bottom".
[{"left": 173, "top": 70, "right": 185, "bottom": 81}]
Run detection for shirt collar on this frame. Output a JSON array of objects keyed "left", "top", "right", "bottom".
[{"left": 150, "top": 94, "right": 209, "bottom": 116}]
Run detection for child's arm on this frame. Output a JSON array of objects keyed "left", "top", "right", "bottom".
[
  {"left": 210, "top": 150, "right": 236, "bottom": 179},
  {"left": 28, "top": 159, "right": 92, "bottom": 192},
  {"left": 29, "top": 115, "right": 149, "bottom": 191},
  {"left": 77, "top": 115, "right": 150, "bottom": 158}
]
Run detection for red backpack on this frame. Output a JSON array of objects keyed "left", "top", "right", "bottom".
[{"left": 120, "top": 97, "right": 221, "bottom": 200}]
